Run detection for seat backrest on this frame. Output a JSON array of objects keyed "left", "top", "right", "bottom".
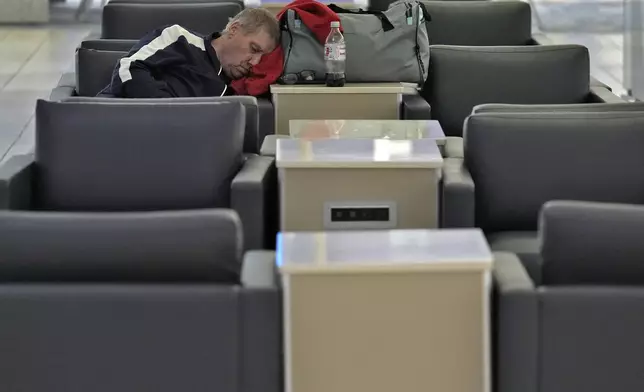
[
  {"left": 473, "top": 101, "right": 644, "bottom": 114},
  {"left": 425, "top": 45, "right": 590, "bottom": 136},
  {"left": 101, "top": 2, "right": 243, "bottom": 39},
  {"left": 63, "top": 96, "right": 261, "bottom": 153},
  {"left": 464, "top": 111, "right": 644, "bottom": 232},
  {"left": 0, "top": 209, "right": 242, "bottom": 282},
  {"left": 109, "top": 0, "right": 243, "bottom": 4},
  {"left": 540, "top": 200, "right": 644, "bottom": 285},
  {"left": 75, "top": 48, "right": 126, "bottom": 97},
  {"left": 423, "top": 1, "right": 532, "bottom": 46},
  {"left": 34, "top": 99, "right": 245, "bottom": 211}
]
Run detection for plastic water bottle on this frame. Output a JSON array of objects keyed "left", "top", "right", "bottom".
[{"left": 324, "top": 21, "right": 346, "bottom": 87}]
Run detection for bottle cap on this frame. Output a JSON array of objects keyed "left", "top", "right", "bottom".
[{"left": 330, "top": 21, "right": 340, "bottom": 28}]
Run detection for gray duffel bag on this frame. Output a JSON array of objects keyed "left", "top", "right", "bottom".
[{"left": 280, "top": 0, "right": 430, "bottom": 85}]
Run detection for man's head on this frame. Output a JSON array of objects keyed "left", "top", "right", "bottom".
[{"left": 213, "top": 8, "right": 280, "bottom": 80}]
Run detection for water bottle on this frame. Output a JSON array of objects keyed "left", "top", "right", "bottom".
[{"left": 324, "top": 21, "right": 346, "bottom": 87}]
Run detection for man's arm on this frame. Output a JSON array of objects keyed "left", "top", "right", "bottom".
[{"left": 108, "top": 25, "right": 203, "bottom": 98}]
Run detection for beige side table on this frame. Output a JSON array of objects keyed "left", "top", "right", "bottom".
[
  {"left": 277, "top": 228, "right": 494, "bottom": 392},
  {"left": 277, "top": 137, "right": 443, "bottom": 231},
  {"left": 270, "top": 83, "right": 419, "bottom": 135}
]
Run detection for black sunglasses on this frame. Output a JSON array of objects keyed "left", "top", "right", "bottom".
[{"left": 280, "top": 70, "right": 316, "bottom": 85}]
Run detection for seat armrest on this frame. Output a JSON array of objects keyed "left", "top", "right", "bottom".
[
  {"left": 493, "top": 251, "right": 539, "bottom": 392},
  {"left": 50, "top": 85, "right": 76, "bottom": 101},
  {"left": 56, "top": 72, "right": 76, "bottom": 88},
  {"left": 260, "top": 134, "right": 290, "bottom": 157},
  {"left": 0, "top": 154, "right": 35, "bottom": 210},
  {"left": 401, "top": 94, "right": 431, "bottom": 119},
  {"left": 588, "top": 85, "right": 625, "bottom": 103},
  {"left": 257, "top": 97, "right": 275, "bottom": 143},
  {"left": 80, "top": 39, "right": 137, "bottom": 52},
  {"left": 444, "top": 137, "right": 464, "bottom": 158},
  {"left": 231, "top": 155, "right": 276, "bottom": 250},
  {"left": 441, "top": 157, "right": 474, "bottom": 228},
  {"left": 241, "top": 250, "right": 278, "bottom": 288}
]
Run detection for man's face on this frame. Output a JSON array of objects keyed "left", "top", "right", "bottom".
[{"left": 220, "top": 23, "right": 276, "bottom": 80}]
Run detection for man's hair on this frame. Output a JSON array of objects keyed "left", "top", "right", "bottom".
[{"left": 224, "top": 8, "right": 280, "bottom": 45}]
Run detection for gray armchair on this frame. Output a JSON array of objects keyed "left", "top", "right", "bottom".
[
  {"left": 101, "top": 2, "right": 242, "bottom": 39},
  {"left": 494, "top": 200, "right": 644, "bottom": 392},
  {"left": 50, "top": 47, "right": 271, "bottom": 154},
  {"left": 0, "top": 208, "right": 281, "bottom": 392},
  {"left": 424, "top": 44, "right": 622, "bottom": 137},
  {"left": 0, "top": 99, "right": 275, "bottom": 250},
  {"left": 423, "top": 0, "right": 532, "bottom": 46},
  {"left": 442, "top": 110, "right": 644, "bottom": 276}
]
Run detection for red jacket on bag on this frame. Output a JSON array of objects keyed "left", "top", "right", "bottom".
[{"left": 230, "top": 0, "right": 340, "bottom": 96}]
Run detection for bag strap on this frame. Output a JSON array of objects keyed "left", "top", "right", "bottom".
[{"left": 328, "top": 4, "right": 394, "bottom": 32}]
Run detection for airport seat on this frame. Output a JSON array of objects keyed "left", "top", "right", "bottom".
[
  {"left": 440, "top": 101, "right": 644, "bottom": 158},
  {"left": 101, "top": 2, "right": 242, "bottom": 39},
  {"left": 0, "top": 208, "right": 281, "bottom": 392},
  {"left": 50, "top": 47, "right": 270, "bottom": 154},
  {"left": 442, "top": 111, "right": 644, "bottom": 278},
  {"left": 494, "top": 200, "right": 644, "bottom": 392},
  {"left": 423, "top": 44, "right": 623, "bottom": 137},
  {"left": 0, "top": 99, "right": 275, "bottom": 250},
  {"left": 424, "top": 0, "right": 533, "bottom": 46}
]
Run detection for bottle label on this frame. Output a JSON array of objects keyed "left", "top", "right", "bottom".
[{"left": 325, "top": 43, "right": 346, "bottom": 61}]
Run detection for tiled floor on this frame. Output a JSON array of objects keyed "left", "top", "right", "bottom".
[{"left": 0, "top": 0, "right": 630, "bottom": 164}]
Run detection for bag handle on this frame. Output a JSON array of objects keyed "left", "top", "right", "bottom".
[{"left": 328, "top": 4, "right": 395, "bottom": 32}]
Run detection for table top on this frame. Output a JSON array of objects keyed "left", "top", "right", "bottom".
[
  {"left": 270, "top": 83, "right": 419, "bottom": 95},
  {"left": 276, "top": 138, "right": 443, "bottom": 169},
  {"left": 289, "top": 119, "right": 446, "bottom": 144},
  {"left": 277, "top": 229, "right": 493, "bottom": 274}
]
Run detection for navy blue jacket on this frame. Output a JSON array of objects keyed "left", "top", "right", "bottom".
[{"left": 106, "top": 24, "right": 233, "bottom": 98}]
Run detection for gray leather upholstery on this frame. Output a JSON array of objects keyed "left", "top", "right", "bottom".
[
  {"left": 80, "top": 38, "right": 136, "bottom": 52},
  {"left": 0, "top": 210, "right": 282, "bottom": 392},
  {"left": 0, "top": 209, "right": 242, "bottom": 282},
  {"left": 423, "top": 1, "right": 532, "bottom": 46},
  {"left": 463, "top": 111, "right": 644, "bottom": 233},
  {"left": 1, "top": 99, "right": 274, "bottom": 250},
  {"left": 101, "top": 2, "right": 243, "bottom": 39},
  {"left": 52, "top": 46, "right": 274, "bottom": 153},
  {"left": 494, "top": 201, "right": 644, "bottom": 392},
  {"left": 540, "top": 200, "right": 644, "bottom": 285},
  {"left": 440, "top": 157, "right": 474, "bottom": 228},
  {"left": 75, "top": 48, "right": 125, "bottom": 97},
  {"left": 487, "top": 231, "right": 542, "bottom": 283},
  {"left": 425, "top": 45, "right": 591, "bottom": 136},
  {"left": 109, "top": 0, "right": 243, "bottom": 4},
  {"left": 401, "top": 94, "right": 432, "bottom": 119},
  {"left": 63, "top": 96, "right": 263, "bottom": 154},
  {"left": 35, "top": 99, "right": 244, "bottom": 211},
  {"left": 473, "top": 101, "right": 644, "bottom": 114}
]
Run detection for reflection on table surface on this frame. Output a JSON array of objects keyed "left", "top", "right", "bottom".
[{"left": 289, "top": 119, "right": 445, "bottom": 143}]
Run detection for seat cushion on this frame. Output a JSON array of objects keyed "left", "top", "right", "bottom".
[
  {"left": 487, "top": 231, "right": 542, "bottom": 284},
  {"left": 424, "top": 45, "right": 590, "bottom": 136},
  {"left": 423, "top": 1, "right": 532, "bottom": 46}
]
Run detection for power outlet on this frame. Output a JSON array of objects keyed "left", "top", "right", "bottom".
[{"left": 324, "top": 202, "right": 397, "bottom": 230}]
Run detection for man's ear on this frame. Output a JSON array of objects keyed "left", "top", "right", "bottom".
[{"left": 227, "top": 22, "right": 240, "bottom": 37}]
